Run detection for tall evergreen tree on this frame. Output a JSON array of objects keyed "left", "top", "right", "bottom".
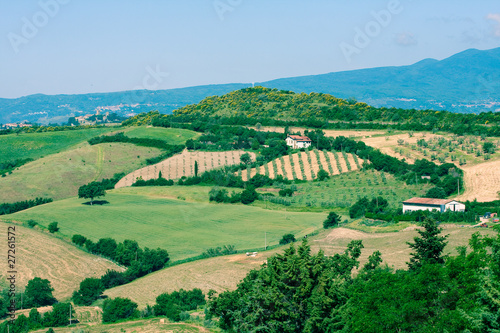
[{"left": 407, "top": 218, "right": 448, "bottom": 271}]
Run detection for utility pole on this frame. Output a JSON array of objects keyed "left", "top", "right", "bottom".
[
  {"left": 69, "top": 303, "right": 72, "bottom": 326},
  {"left": 265, "top": 232, "right": 267, "bottom": 250},
  {"left": 457, "top": 179, "right": 460, "bottom": 195}
]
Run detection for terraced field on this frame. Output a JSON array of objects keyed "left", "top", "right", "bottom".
[
  {"left": 241, "top": 150, "right": 363, "bottom": 181},
  {"left": 116, "top": 150, "right": 255, "bottom": 188}
]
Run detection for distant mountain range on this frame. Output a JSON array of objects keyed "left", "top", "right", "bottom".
[{"left": 1, "top": 47, "right": 499, "bottom": 124}]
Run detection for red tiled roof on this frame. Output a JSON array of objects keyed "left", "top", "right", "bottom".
[
  {"left": 403, "top": 197, "right": 459, "bottom": 205},
  {"left": 288, "top": 135, "right": 311, "bottom": 142}
]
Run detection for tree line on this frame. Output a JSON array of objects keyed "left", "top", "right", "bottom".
[{"left": 0, "top": 198, "right": 52, "bottom": 215}]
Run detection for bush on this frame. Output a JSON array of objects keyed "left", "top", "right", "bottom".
[
  {"left": 27, "top": 219, "right": 38, "bottom": 228},
  {"left": 71, "top": 234, "right": 87, "bottom": 246},
  {"left": 316, "top": 169, "right": 330, "bottom": 181},
  {"left": 241, "top": 187, "right": 258, "bottom": 204},
  {"left": 48, "top": 222, "right": 59, "bottom": 233},
  {"left": 279, "top": 188, "right": 294, "bottom": 197},
  {"left": 323, "top": 212, "right": 341, "bottom": 229},
  {"left": 279, "top": 233, "right": 296, "bottom": 245},
  {"left": 153, "top": 289, "right": 206, "bottom": 322},
  {"left": 425, "top": 187, "right": 447, "bottom": 199},
  {"left": 102, "top": 297, "right": 139, "bottom": 323},
  {"left": 42, "top": 303, "right": 74, "bottom": 327},
  {"left": 24, "top": 277, "right": 57, "bottom": 308},
  {"left": 72, "top": 278, "right": 105, "bottom": 305}
]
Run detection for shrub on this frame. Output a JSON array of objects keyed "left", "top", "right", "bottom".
[
  {"left": 71, "top": 234, "right": 87, "bottom": 246},
  {"left": 425, "top": 187, "right": 447, "bottom": 199},
  {"left": 241, "top": 187, "right": 258, "bottom": 204},
  {"left": 316, "top": 169, "right": 330, "bottom": 181},
  {"left": 27, "top": 219, "right": 38, "bottom": 228},
  {"left": 279, "top": 188, "right": 294, "bottom": 197},
  {"left": 323, "top": 212, "right": 341, "bottom": 229},
  {"left": 102, "top": 297, "right": 139, "bottom": 323},
  {"left": 72, "top": 278, "right": 105, "bottom": 305},
  {"left": 48, "top": 222, "right": 59, "bottom": 233},
  {"left": 279, "top": 233, "right": 296, "bottom": 245},
  {"left": 153, "top": 289, "right": 206, "bottom": 322}
]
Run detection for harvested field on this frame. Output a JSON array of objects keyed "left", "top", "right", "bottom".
[
  {"left": 241, "top": 150, "right": 363, "bottom": 181},
  {"left": 105, "top": 252, "right": 271, "bottom": 308},
  {"left": 116, "top": 149, "right": 255, "bottom": 188},
  {"left": 457, "top": 159, "right": 500, "bottom": 202},
  {"left": 0, "top": 222, "right": 123, "bottom": 300}
]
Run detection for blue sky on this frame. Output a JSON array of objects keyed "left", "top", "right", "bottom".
[{"left": 1, "top": 0, "right": 499, "bottom": 98}]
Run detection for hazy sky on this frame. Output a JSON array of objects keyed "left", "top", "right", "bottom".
[{"left": 1, "top": 0, "right": 499, "bottom": 98}]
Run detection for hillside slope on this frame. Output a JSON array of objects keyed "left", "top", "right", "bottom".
[
  {"left": 0, "top": 143, "right": 162, "bottom": 202},
  {"left": 0, "top": 222, "right": 123, "bottom": 300}
]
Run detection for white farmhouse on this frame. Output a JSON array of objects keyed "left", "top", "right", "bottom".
[
  {"left": 286, "top": 135, "right": 312, "bottom": 149},
  {"left": 402, "top": 197, "right": 466, "bottom": 213}
]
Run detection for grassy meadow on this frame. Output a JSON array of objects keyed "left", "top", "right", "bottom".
[
  {"left": 123, "top": 126, "right": 201, "bottom": 144},
  {"left": 254, "top": 169, "right": 431, "bottom": 212},
  {"left": 0, "top": 127, "right": 117, "bottom": 164},
  {"left": 0, "top": 143, "right": 162, "bottom": 202},
  {"left": 5, "top": 188, "right": 325, "bottom": 260}
]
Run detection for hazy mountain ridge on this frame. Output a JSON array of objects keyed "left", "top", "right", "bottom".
[{"left": 1, "top": 48, "right": 499, "bottom": 124}]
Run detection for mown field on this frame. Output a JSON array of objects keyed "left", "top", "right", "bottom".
[
  {"left": 0, "top": 143, "right": 162, "bottom": 202},
  {"left": 0, "top": 127, "right": 117, "bottom": 164},
  {"left": 0, "top": 222, "right": 123, "bottom": 301},
  {"left": 105, "top": 225, "right": 497, "bottom": 308},
  {"left": 5, "top": 188, "right": 325, "bottom": 260}
]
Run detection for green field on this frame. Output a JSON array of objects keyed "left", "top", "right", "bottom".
[
  {"left": 6, "top": 188, "right": 325, "bottom": 260},
  {"left": 0, "top": 143, "right": 162, "bottom": 202},
  {"left": 254, "top": 169, "right": 431, "bottom": 212},
  {"left": 0, "top": 127, "right": 117, "bottom": 164},
  {"left": 123, "top": 126, "right": 200, "bottom": 144}
]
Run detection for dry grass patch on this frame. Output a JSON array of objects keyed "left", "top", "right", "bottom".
[
  {"left": 0, "top": 222, "right": 124, "bottom": 300},
  {"left": 457, "top": 159, "right": 500, "bottom": 202}
]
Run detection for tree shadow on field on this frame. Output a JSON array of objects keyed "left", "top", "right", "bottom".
[{"left": 82, "top": 200, "right": 110, "bottom": 206}]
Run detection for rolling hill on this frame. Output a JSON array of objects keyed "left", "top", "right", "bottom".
[
  {"left": 0, "top": 221, "right": 123, "bottom": 300},
  {"left": 4, "top": 188, "right": 325, "bottom": 261},
  {"left": 2, "top": 48, "right": 499, "bottom": 124}
]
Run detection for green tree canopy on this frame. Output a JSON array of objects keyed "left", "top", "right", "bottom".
[
  {"left": 407, "top": 218, "right": 448, "bottom": 271},
  {"left": 24, "top": 277, "right": 57, "bottom": 308},
  {"left": 72, "top": 278, "right": 105, "bottom": 306},
  {"left": 323, "top": 211, "right": 341, "bottom": 228},
  {"left": 102, "top": 297, "right": 138, "bottom": 323},
  {"left": 78, "top": 181, "right": 106, "bottom": 205}
]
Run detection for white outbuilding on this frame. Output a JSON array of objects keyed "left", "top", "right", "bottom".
[
  {"left": 402, "top": 197, "right": 466, "bottom": 213},
  {"left": 286, "top": 135, "right": 312, "bottom": 149}
]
